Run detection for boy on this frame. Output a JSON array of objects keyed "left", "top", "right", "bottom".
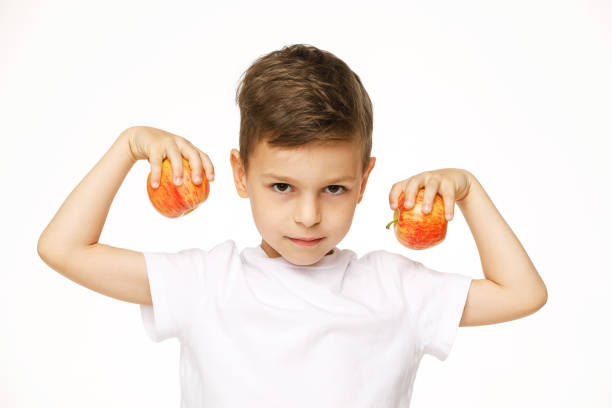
[{"left": 37, "top": 44, "right": 547, "bottom": 407}]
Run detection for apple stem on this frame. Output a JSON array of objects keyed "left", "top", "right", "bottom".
[
  {"left": 183, "top": 207, "right": 197, "bottom": 216},
  {"left": 386, "top": 210, "right": 399, "bottom": 230}
]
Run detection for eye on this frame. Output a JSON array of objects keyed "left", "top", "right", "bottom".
[
  {"left": 271, "top": 183, "right": 292, "bottom": 193},
  {"left": 270, "top": 183, "right": 347, "bottom": 195},
  {"left": 325, "top": 185, "right": 346, "bottom": 195}
]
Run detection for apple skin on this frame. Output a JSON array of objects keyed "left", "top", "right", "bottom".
[
  {"left": 386, "top": 189, "right": 447, "bottom": 250},
  {"left": 147, "top": 157, "right": 210, "bottom": 218}
]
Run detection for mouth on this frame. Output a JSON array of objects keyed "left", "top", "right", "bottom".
[{"left": 288, "top": 237, "right": 324, "bottom": 247}]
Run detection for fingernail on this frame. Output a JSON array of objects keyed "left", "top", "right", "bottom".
[
  {"left": 174, "top": 177, "right": 182, "bottom": 185},
  {"left": 193, "top": 176, "right": 201, "bottom": 184},
  {"left": 152, "top": 181, "right": 159, "bottom": 188},
  {"left": 446, "top": 213, "right": 453, "bottom": 220}
]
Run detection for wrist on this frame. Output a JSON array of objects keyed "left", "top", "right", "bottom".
[
  {"left": 458, "top": 170, "right": 479, "bottom": 208},
  {"left": 118, "top": 126, "right": 139, "bottom": 164}
]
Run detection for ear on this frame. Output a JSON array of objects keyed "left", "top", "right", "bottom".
[
  {"left": 230, "top": 149, "right": 249, "bottom": 198},
  {"left": 357, "top": 157, "right": 376, "bottom": 204}
]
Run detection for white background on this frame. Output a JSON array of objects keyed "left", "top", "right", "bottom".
[{"left": 2, "top": 0, "right": 610, "bottom": 407}]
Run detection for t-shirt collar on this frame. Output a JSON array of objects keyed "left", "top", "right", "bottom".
[{"left": 250, "top": 244, "right": 343, "bottom": 269}]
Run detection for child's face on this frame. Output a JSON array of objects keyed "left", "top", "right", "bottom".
[{"left": 230, "top": 138, "right": 376, "bottom": 266}]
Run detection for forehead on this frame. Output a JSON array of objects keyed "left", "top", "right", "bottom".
[{"left": 250, "top": 139, "right": 361, "bottom": 179}]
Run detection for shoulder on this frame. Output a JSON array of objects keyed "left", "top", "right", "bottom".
[
  {"left": 178, "top": 239, "right": 238, "bottom": 257},
  {"left": 345, "top": 249, "right": 423, "bottom": 285},
  {"left": 205, "top": 239, "right": 242, "bottom": 267},
  {"left": 208, "top": 239, "right": 239, "bottom": 256},
  {"left": 353, "top": 249, "right": 468, "bottom": 287},
  {"left": 144, "top": 239, "right": 238, "bottom": 267},
  {"left": 353, "top": 248, "right": 420, "bottom": 270}
]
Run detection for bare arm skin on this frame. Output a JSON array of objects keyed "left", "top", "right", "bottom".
[
  {"left": 37, "top": 126, "right": 214, "bottom": 305},
  {"left": 456, "top": 174, "right": 547, "bottom": 326},
  {"left": 389, "top": 168, "right": 547, "bottom": 326},
  {"left": 37, "top": 128, "right": 151, "bottom": 304}
]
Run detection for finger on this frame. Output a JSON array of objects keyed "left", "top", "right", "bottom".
[
  {"left": 440, "top": 180, "right": 456, "bottom": 220},
  {"left": 176, "top": 139, "right": 204, "bottom": 184},
  {"left": 199, "top": 150, "right": 215, "bottom": 181},
  {"left": 149, "top": 147, "right": 163, "bottom": 188},
  {"left": 389, "top": 181, "right": 407, "bottom": 209},
  {"left": 403, "top": 177, "right": 424, "bottom": 210},
  {"left": 421, "top": 177, "right": 441, "bottom": 214},
  {"left": 165, "top": 141, "right": 184, "bottom": 185}
]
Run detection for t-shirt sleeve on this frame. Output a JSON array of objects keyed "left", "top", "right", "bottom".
[
  {"left": 393, "top": 253, "right": 472, "bottom": 361},
  {"left": 139, "top": 248, "right": 207, "bottom": 342}
]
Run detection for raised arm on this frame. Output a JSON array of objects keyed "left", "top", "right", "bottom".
[
  {"left": 37, "top": 127, "right": 149, "bottom": 304},
  {"left": 389, "top": 168, "right": 548, "bottom": 327},
  {"left": 37, "top": 126, "right": 214, "bottom": 305},
  {"left": 455, "top": 174, "right": 547, "bottom": 326}
]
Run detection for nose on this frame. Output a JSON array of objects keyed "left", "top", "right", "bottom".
[{"left": 293, "top": 194, "right": 321, "bottom": 228}]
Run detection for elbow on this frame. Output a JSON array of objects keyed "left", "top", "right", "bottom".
[
  {"left": 37, "top": 235, "right": 49, "bottom": 261},
  {"left": 528, "top": 271, "right": 548, "bottom": 311},
  {"left": 539, "top": 284, "right": 548, "bottom": 308},
  {"left": 517, "top": 282, "right": 548, "bottom": 315},
  {"left": 531, "top": 284, "right": 548, "bottom": 312},
  {"left": 37, "top": 234, "right": 65, "bottom": 267},
  {"left": 37, "top": 226, "right": 53, "bottom": 261},
  {"left": 535, "top": 272, "right": 548, "bottom": 307}
]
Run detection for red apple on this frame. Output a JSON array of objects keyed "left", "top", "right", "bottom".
[
  {"left": 385, "top": 189, "right": 447, "bottom": 250},
  {"left": 147, "top": 157, "right": 210, "bottom": 218}
]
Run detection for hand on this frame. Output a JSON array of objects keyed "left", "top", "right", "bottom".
[
  {"left": 388, "top": 168, "right": 474, "bottom": 221},
  {"left": 125, "top": 126, "right": 215, "bottom": 188}
]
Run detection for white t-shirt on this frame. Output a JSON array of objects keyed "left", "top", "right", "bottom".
[{"left": 140, "top": 239, "right": 472, "bottom": 408}]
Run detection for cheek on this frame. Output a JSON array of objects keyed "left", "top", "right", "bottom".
[
  {"left": 327, "top": 202, "right": 356, "bottom": 221},
  {"left": 251, "top": 198, "right": 285, "bottom": 222}
]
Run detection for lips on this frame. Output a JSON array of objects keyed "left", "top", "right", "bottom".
[{"left": 288, "top": 237, "right": 324, "bottom": 247}]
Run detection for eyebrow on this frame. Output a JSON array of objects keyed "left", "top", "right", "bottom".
[{"left": 262, "top": 173, "right": 357, "bottom": 184}]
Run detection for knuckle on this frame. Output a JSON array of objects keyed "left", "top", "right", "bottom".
[
  {"left": 166, "top": 139, "right": 179, "bottom": 154},
  {"left": 178, "top": 136, "right": 193, "bottom": 150},
  {"left": 190, "top": 155, "right": 202, "bottom": 171},
  {"left": 148, "top": 147, "right": 161, "bottom": 161},
  {"left": 191, "top": 149, "right": 202, "bottom": 161}
]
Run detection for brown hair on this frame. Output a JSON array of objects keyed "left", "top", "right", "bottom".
[{"left": 235, "top": 44, "right": 373, "bottom": 176}]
